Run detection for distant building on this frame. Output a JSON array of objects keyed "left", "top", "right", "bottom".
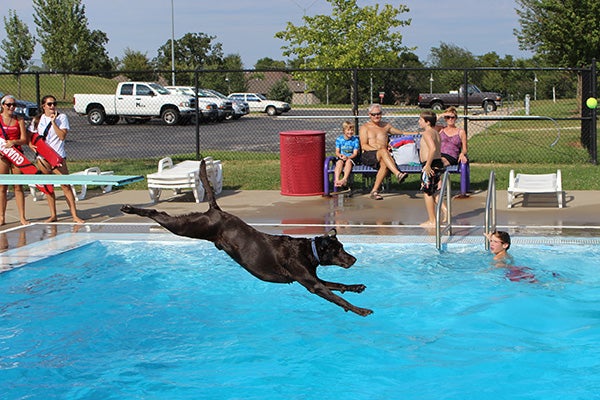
[{"left": 245, "top": 71, "right": 320, "bottom": 105}]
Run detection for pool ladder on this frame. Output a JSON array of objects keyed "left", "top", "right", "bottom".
[
  {"left": 435, "top": 170, "right": 496, "bottom": 250},
  {"left": 484, "top": 171, "right": 497, "bottom": 250},
  {"left": 435, "top": 170, "right": 452, "bottom": 249}
]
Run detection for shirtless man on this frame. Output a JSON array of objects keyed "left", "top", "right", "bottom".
[
  {"left": 358, "top": 104, "right": 408, "bottom": 200},
  {"left": 418, "top": 110, "right": 444, "bottom": 226}
]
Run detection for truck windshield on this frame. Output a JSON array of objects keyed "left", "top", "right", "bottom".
[{"left": 149, "top": 83, "right": 170, "bottom": 95}]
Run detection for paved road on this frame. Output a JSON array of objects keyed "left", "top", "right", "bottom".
[{"left": 55, "top": 108, "right": 423, "bottom": 160}]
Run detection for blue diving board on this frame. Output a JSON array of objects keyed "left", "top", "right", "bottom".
[{"left": 0, "top": 174, "right": 144, "bottom": 186}]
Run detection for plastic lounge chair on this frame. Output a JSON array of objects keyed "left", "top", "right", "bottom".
[
  {"left": 507, "top": 169, "right": 563, "bottom": 208},
  {"left": 29, "top": 166, "right": 114, "bottom": 202},
  {"left": 147, "top": 157, "right": 222, "bottom": 203}
]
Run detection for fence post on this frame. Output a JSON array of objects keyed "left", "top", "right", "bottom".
[
  {"left": 35, "top": 72, "right": 41, "bottom": 106},
  {"left": 591, "top": 59, "right": 597, "bottom": 165},
  {"left": 194, "top": 69, "right": 200, "bottom": 160},
  {"left": 352, "top": 68, "right": 359, "bottom": 132}
]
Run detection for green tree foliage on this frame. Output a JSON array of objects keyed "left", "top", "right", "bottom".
[
  {"left": 118, "top": 48, "right": 155, "bottom": 81},
  {"left": 33, "top": 0, "right": 111, "bottom": 98},
  {"left": 255, "top": 57, "right": 287, "bottom": 70},
  {"left": 0, "top": 9, "right": 36, "bottom": 96},
  {"left": 268, "top": 78, "right": 292, "bottom": 103},
  {"left": 275, "top": 0, "right": 412, "bottom": 105},
  {"left": 515, "top": 0, "right": 600, "bottom": 67},
  {"left": 155, "top": 32, "right": 224, "bottom": 85},
  {"left": 33, "top": 0, "right": 110, "bottom": 71},
  {"left": 276, "top": 0, "right": 411, "bottom": 68}
]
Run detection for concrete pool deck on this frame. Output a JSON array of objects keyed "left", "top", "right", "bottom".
[{"left": 1, "top": 187, "right": 599, "bottom": 232}]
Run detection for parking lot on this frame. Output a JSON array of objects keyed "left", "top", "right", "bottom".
[{"left": 61, "top": 107, "right": 422, "bottom": 160}]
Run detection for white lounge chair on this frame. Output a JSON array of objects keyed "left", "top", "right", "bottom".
[
  {"left": 146, "top": 157, "right": 223, "bottom": 203},
  {"left": 29, "top": 166, "right": 114, "bottom": 202},
  {"left": 507, "top": 169, "right": 563, "bottom": 208}
]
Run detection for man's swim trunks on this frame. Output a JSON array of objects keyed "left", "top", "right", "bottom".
[
  {"left": 361, "top": 150, "right": 379, "bottom": 168},
  {"left": 420, "top": 159, "right": 445, "bottom": 195}
]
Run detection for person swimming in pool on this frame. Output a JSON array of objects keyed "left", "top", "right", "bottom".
[{"left": 484, "top": 230, "right": 537, "bottom": 283}]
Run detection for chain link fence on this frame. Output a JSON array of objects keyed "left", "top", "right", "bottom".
[{"left": 0, "top": 66, "right": 597, "bottom": 167}]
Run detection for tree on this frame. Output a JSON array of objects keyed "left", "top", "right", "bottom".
[
  {"left": 514, "top": 0, "right": 600, "bottom": 67},
  {"left": 276, "top": 0, "right": 411, "bottom": 68},
  {"left": 73, "top": 29, "right": 113, "bottom": 72},
  {"left": 155, "top": 32, "right": 224, "bottom": 85},
  {"left": 275, "top": 0, "right": 412, "bottom": 104},
  {"left": 118, "top": 48, "right": 155, "bottom": 81},
  {"left": 255, "top": 57, "right": 286, "bottom": 70},
  {"left": 428, "top": 43, "right": 477, "bottom": 92},
  {"left": 0, "top": 9, "right": 36, "bottom": 96},
  {"left": 33, "top": 0, "right": 111, "bottom": 97},
  {"left": 269, "top": 78, "right": 293, "bottom": 103}
]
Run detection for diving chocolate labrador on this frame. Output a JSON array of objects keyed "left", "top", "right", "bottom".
[{"left": 121, "top": 160, "right": 372, "bottom": 316}]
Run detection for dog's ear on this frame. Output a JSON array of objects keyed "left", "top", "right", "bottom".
[{"left": 326, "top": 228, "right": 337, "bottom": 238}]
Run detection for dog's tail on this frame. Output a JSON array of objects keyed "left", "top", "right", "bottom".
[{"left": 200, "top": 159, "right": 220, "bottom": 210}]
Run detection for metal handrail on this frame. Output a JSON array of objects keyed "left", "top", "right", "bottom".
[
  {"left": 484, "top": 170, "right": 496, "bottom": 250},
  {"left": 435, "top": 170, "right": 452, "bottom": 250}
]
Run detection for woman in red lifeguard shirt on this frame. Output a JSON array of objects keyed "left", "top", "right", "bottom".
[{"left": 0, "top": 95, "right": 29, "bottom": 225}]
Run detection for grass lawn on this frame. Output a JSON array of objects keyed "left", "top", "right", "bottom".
[{"left": 69, "top": 155, "right": 599, "bottom": 192}]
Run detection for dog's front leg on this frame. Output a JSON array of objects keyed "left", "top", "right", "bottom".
[
  {"left": 297, "top": 278, "right": 373, "bottom": 317},
  {"left": 319, "top": 279, "right": 366, "bottom": 294}
]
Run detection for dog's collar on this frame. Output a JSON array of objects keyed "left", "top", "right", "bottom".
[{"left": 311, "top": 238, "right": 320, "bottom": 264}]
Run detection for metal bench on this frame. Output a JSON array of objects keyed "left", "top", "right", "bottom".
[{"left": 323, "top": 135, "right": 470, "bottom": 196}]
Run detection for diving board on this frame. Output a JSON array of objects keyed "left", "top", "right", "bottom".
[
  {"left": 0, "top": 174, "right": 144, "bottom": 186},
  {"left": 29, "top": 167, "right": 117, "bottom": 202}
]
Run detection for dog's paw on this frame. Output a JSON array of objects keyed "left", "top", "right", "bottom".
[
  {"left": 346, "top": 284, "right": 366, "bottom": 293},
  {"left": 120, "top": 204, "right": 134, "bottom": 213}
]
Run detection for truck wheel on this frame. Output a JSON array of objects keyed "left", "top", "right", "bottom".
[
  {"left": 105, "top": 115, "right": 120, "bottom": 125},
  {"left": 87, "top": 108, "right": 106, "bottom": 125},
  {"left": 483, "top": 101, "right": 497, "bottom": 112},
  {"left": 266, "top": 106, "right": 277, "bottom": 116},
  {"left": 161, "top": 108, "right": 179, "bottom": 125},
  {"left": 431, "top": 102, "right": 444, "bottom": 111}
]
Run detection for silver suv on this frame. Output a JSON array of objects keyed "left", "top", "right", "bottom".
[{"left": 204, "top": 89, "right": 249, "bottom": 119}]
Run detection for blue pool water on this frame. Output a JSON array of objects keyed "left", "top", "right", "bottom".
[{"left": 1, "top": 237, "right": 599, "bottom": 399}]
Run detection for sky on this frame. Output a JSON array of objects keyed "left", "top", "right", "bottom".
[{"left": 2, "top": 0, "right": 532, "bottom": 68}]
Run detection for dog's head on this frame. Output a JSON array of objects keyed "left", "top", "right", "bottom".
[{"left": 314, "top": 229, "right": 356, "bottom": 268}]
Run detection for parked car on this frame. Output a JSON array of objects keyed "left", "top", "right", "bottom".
[
  {"left": 417, "top": 84, "right": 502, "bottom": 112},
  {"left": 165, "top": 86, "right": 219, "bottom": 122},
  {"left": 0, "top": 92, "right": 38, "bottom": 120},
  {"left": 166, "top": 86, "right": 233, "bottom": 121},
  {"left": 73, "top": 82, "right": 198, "bottom": 125},
  {"left": 227, "top": 93, "right": 291, "bottom": 116},
  {"left": 204, "top": 89, "right": 249, "bottom": 119}
]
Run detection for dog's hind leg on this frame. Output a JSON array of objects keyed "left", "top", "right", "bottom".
[{"left": 297, "top": 278, "right": 373, "bottom": 317}]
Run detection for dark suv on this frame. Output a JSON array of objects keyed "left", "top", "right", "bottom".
[{"left": 0, "top": 92, "right": 38, "bottom": 120}]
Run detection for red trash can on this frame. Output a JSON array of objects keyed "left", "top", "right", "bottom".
[{"left": 280, "top": 130, "right": 325, "bottom": 196}]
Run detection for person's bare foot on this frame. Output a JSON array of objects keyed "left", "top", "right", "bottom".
[
  {"left": 20, "top": 219, "right": 30, "bottom": 226},
  {"left": 73, "top": 216, "right": 85, "bottom": 224},
  {"left": 334, "top": 180, "right": 342, "bottom": 187},
  {"left": 45, "top": 216, "right": 58, "bottom": 223},
  {"left": 0, "top": 218, "right": 5, "bottom": 226},
  {"left": 420, "top": 220, "right": 435, "bottom": 227}
]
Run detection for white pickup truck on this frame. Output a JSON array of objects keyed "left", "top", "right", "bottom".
[{"left": 73, "top": 82, "right": 197, "bottom": 125}]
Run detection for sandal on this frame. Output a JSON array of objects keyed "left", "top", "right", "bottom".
[
  {"left": 370, "top": 191, "right": 383, "bottom": 200},
  {"left": 397, "top": 172, "right": 408, "bottom": 184}
]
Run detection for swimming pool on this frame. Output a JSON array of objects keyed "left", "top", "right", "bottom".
[{"left": 1, "top": 232, "right": 599, "bottom": 399}]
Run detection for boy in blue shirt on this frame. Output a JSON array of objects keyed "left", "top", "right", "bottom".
[{"left": 334, "top": 121, "right": 360, "bottom": 188}]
